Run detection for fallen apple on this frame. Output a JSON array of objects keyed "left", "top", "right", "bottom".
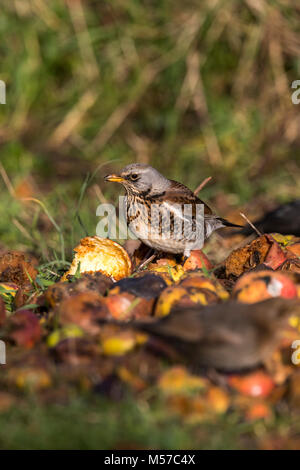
[
  {"left": 233, "top": 270, "right": 298, "bottom": 303},
  {"left": 228, "top": 371, "right": 275, "bottom": 398},
  {"left": 62, "top": 237, "right": 132, "bottom": 282}
]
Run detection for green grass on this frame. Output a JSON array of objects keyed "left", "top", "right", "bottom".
[
  {"left": 0, "top": 0, "right": 300, "bottom": 451},
  {"left": 0, "top": 0, "right": 299, "bottom": 261},
  {"left": 1, "top": 0, "right": 299, "bottom": 260},
  {"left": 0, "top": 397, "right": 192, "bottom": 450},
  {"left": 0, "top": 395, "right": 298, "bottom": 450}
]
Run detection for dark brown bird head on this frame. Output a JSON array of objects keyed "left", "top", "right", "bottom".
[{"left": 105, "top": 163, "right": 170, "bottom": 196}]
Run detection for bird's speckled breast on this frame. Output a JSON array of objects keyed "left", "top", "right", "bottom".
[{"left": 124, "top": 193, "right": 205, "bottom": 254}]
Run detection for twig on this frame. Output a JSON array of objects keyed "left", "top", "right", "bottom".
[
  {"left": 137, "top": 252, "right": 157, "bottom": 271},
  {"left": 240, "top": 212, "right": 262, "bottom": 237},
  {"left": 194, "top": 176, "right": 212, "bottom": 195}
]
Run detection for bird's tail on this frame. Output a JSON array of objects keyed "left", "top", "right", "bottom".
[{"left": 219, "top": 218, "right": 244, "bottom": 229}]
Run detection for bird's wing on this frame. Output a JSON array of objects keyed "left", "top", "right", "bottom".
[
  {"left": 201, "top": 324, "right": 245, "bottom": 346},
  {"left": 153, "top": 180, "right": 242, "bottom": 231},
  {"left": 165, "top": 180, "right": 213, "bottom": 216},
  {"left": 136, "top": 307, "right": 245, "bottom": 346},
  {"left": 137, "top": 309, "right": 205, "bottom": 342}
]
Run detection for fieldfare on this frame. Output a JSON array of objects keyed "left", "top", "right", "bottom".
[{"left": 105, "top": 163, "right": 242, "bottom": 257}]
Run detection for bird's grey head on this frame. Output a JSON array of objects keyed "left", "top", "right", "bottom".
[{"left": 105, "top": 163, "right": 170, "bottom": 196}]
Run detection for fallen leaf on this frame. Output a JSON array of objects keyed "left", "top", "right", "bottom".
[
  {"left": 264, "top": 235, "right": 287, "bottom": 269},
  {"left": 286, "top": 242, "right": 300, "bottom": 258}
]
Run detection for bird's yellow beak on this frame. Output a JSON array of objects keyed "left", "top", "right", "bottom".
[{"left": 104, "top": 174, "right": 125, "bottom": 183}]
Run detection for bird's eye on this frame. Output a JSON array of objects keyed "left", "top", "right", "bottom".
[{"left": 130, "top": 173, "right": 139, "bottom": 181}]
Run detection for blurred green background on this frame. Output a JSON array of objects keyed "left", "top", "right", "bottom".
[
  {"left": 0, "top": 0, "right": 300, "bottom": 259},
  {"left": 1, "top": 1, "right": 300, "bottom": 450}
]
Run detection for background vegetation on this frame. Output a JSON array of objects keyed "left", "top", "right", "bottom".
[
  {"left": 0, "top": 0, "right": 300, "bottom": 449},
  {"left": 0, "top": 0, "right": 300, "bottom": 259}
]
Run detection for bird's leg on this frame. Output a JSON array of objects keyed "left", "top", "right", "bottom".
[{"left": 137, "top": 249, "right": 157, "bottom": 271}]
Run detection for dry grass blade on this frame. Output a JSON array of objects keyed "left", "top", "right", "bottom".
[
  {"left": 12, "top": 218, "right": 34, "bottom": 241},
  {"left": 31, "top": 0, "right": 62, "bottom": 30},
  {"left": 67, "top": 0, "right": 100, "bottom": 80},
  {"left": 126, "top": 130, "right": 151, "bottom": 165},
  {"left": 88, "top": 13, "right": 202, "bottom": 154},
  {"left": 21, "top": 197, "right": 65, "bottom": 262},
  {"left": 194, "top": 176, "right": 212, "bottom": 195},
  {"left": 176, "top": 49, "right": 223, "bottom": 167},
  {"left": 240, "top": 212, "right": 262, "bottom": 237},
  {"left": 0, "top": 163, "right": 16, "bottom": 198},
  {"left": 47, "top": 89, "right": 98, "bottom": 148}
]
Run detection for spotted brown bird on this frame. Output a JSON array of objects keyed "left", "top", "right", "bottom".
[
  {"left": 132, "top": 298, "right": 299, "bottom": 372},
  {"left": 105, "top": 163, "right": 242, "bottom": 257}
]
